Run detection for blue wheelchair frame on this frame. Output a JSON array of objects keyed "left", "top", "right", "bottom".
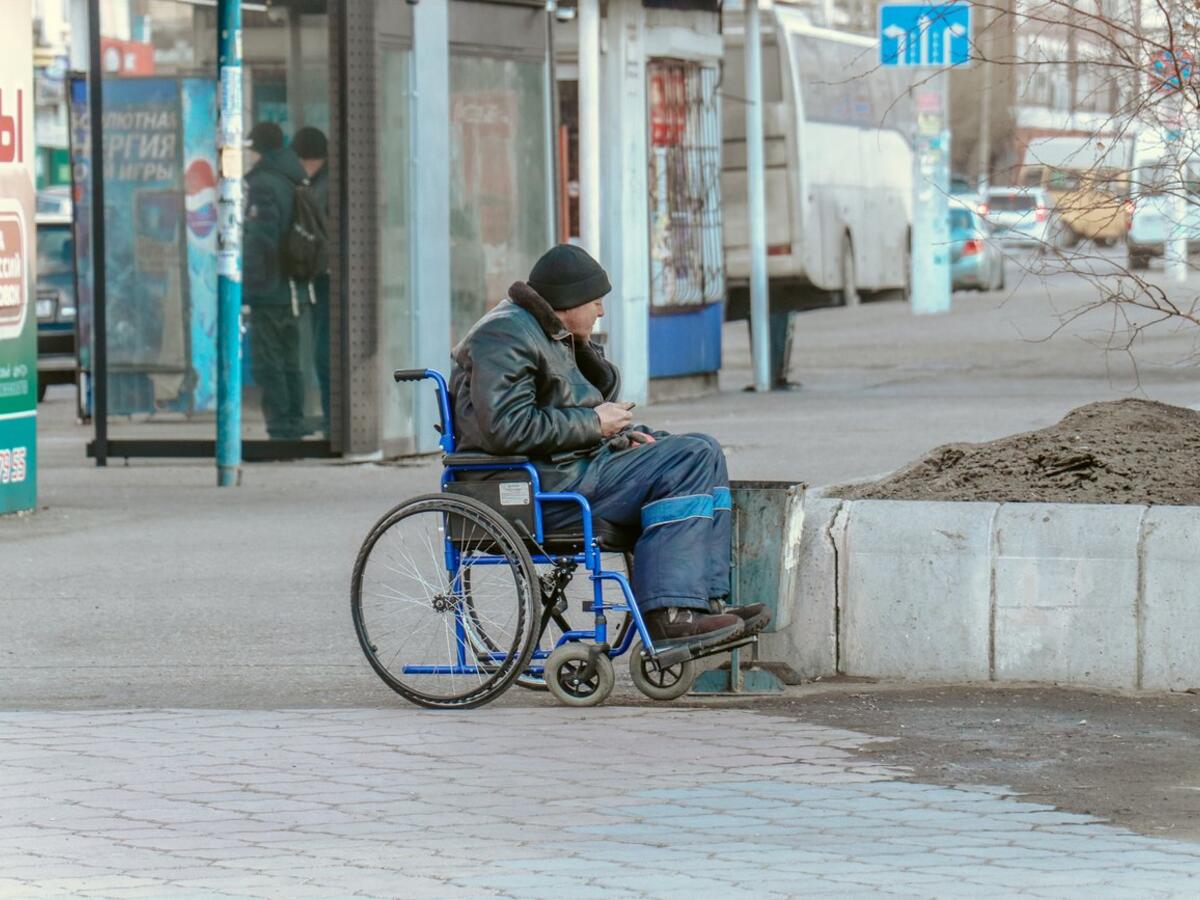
[{"left": 399, "top": 368, "right": 663, "bottom": 680}]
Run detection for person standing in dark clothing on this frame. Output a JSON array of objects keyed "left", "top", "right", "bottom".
[
  {"left": 243, "top": 121, "right": 307, "bottom": 440},
  {"left": 292, "top": 126, "right": 331, "bottom": 436}
]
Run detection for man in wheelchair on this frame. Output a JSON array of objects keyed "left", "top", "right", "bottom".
[{"left": 450, "top": 244, "right": 770, "bottom": 655}]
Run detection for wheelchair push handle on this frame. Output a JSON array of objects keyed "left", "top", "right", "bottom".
[
  {"left": 393, "top": 369, "right": 429, "bottom": 383},
  {"left": 392, "top": 368, "right": 456, "bottom": 454}
]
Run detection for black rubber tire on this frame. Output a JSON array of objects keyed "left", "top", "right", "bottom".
[
  {"left": 629, "top": 639, "right": 696, "bottom": 701},
  {"left": 545, "top": 643, "right": 615, "bottom": 707},
  {"left": 1129, "top": 252, "right": 1150, "bottom": 271},
  {"left": 902, "top": 235, "right": 913, "bottom": 304},
  {"left": 37, "top": 381, "right": 47, "bottom": 402},
  {"left": 351, "top": 493, "right": 539, "bottom": 709},
  {"left": 841, "top": 233, "right": 859, "bottom": 307}
]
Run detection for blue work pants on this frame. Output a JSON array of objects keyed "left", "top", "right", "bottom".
[{"left": 544, "top": 433, "right": 731, "bottom": 614}]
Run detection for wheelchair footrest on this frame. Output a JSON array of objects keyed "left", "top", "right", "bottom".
[{"left": 652, "top": 634, "right": 759, "bottom": 669}]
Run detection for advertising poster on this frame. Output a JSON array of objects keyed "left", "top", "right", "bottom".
[
  {"left": 68, "top": 76, "right": 92, "bottom": 378},
  {"left": 102, "top": 77, "right": 189, "bottom": 414},
  {"left": 181, "top": 78, "right": 218, "bottom": 412},
  {"left": 0, "top": 5, "right": 37, "bottom": 514},
  {"left": 69, "top": 77, "right": 200, "bottom": 416}
]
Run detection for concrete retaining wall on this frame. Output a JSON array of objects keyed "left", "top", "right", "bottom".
[{"left": 767, "top": 496, "right": 1200, "bottom": 691}]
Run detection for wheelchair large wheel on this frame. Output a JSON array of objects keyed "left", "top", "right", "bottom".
[
  {"left": 458, "top": 566, "right": 568, "bottom": 692},
  {"left": 351, "top": 493, "right": 539, "bottom": 709}
]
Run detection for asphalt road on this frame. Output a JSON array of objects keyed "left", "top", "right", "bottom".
[{"left": 11, "top": 245, "right": 1200, "bottom": 708}]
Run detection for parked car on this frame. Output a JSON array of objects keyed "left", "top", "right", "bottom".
[
  {"left": 949, "top": 175, "right": 984, "bottom": 216},
  {"left": 982, "top": 187, "right": 1059, "bottom": 249},
  {"left": 1126, "top": 132, "right": 1200, "bottom": 270},
  {"left": 36, "top": 210, "right": 78, "bottom": 402},
  {"left": 950, "top": 207, "right": 1005, "bottom": 292},
  {"left": 1126, "top": 187, "right": 1200, "bottom": 271}
]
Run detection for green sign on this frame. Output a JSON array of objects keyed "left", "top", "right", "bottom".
[{"left": 0, "top": 6, "right": 37, "bottom": 515}]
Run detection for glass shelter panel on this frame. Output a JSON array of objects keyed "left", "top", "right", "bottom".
[
  {"left": 449, "top": 54, "right": 550, "bottom": 345},
  {"left": 80, "top": 0, "right": 333, "bottom": 451},
  {"left": 378, "top": 43, "right": 415, "bottom": 449}
]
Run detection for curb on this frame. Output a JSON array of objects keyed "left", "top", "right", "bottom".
[{"left": 769, "top": 494, "right": 1200, "bottom": 692}]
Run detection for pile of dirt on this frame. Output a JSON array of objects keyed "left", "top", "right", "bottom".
[{"left": 836, "top": 399, "right": 1200, "bottom": 505}]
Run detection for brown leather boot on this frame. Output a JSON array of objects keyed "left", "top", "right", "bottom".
[
  {"left": 645, "top": 607, "right": 744, "bottom": 651},
  {"left": 708, "top": 600, "right": 772, "bottom": 636}
]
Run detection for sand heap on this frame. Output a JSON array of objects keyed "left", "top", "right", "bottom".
[{"left": 837, "top": 399, "right": 1200, "bottom": 506}]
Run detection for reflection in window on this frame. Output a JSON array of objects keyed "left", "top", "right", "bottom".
[
  {"left": 449, "top": 55, "right": 550, "bottom": 346},
  {"left": 378, "top": 44, "right": 415, "bottom": 447}
]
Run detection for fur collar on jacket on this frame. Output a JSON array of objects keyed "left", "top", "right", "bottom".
[
  {"left": 508, "top": 281, "right": 569, "bottom": 339},
  {"left": 507, "top": 281, "right": 617, "bottom": 398}
]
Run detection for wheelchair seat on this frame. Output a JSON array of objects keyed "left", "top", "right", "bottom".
[
  {"left": 541, "top": 519, "right": 638, "bottom": 553},
  {"left": 442, "top": 452, "right": 530, "bottom": 467},
  {"left": 442, "top": 451, "right": 638, "bottom": 553}
]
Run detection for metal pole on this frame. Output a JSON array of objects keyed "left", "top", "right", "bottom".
[
  {"left": 976, "top": 11, "right": 991, "bottom": 197},
  {"left": 744, "top": 0, "right": 771, "bottom": 392},
  {"left": 1168, "top": 161, "right": 1189, "bottom": 283},
  {"left": 1168, "top": 95, "right": 1189, "bottom": 283},
  {"left": 578, "top": 0, "right": 601, "bottom": 257},
  {"left": 544, "top": 6, "right": 559, "bottom": 247},
  {"left": 286, "top": 6, "right": 304, "bottom": 131},
  {"left": 86, "top": 0, "right": 107, "bottom": 466},
  {"left": 216, "top": 0, "right": 244, "bottom": 486},
  {"left": 911, "top": 69, "right": 952, "bottom": 315}
]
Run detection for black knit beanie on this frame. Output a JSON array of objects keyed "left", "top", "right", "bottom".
[{"left": 527, "top": 244, "right": 612, "bottom": 310}]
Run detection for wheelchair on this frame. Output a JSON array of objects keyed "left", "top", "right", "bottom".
[{"left": 351, "top": 368, "right": 757, "bottom": 709}]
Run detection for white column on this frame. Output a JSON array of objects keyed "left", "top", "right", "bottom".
[
  {"left": 1168, "top": 97, "right": 1190, "bottom": 284},
  {"left": 601, "top": 0, "right": 649, "bottom": 405},
  {"left": 286, "top": 6, "right": 305, "bottom": 130},
  {"left": 744, "top": 0, "right": 771, "bottom": 391},
  {"left": 578, "top": 0, "right": 601, "bottom": 257},
  {"left": 411, "top": 0, "right": 452, "bottom": 453},
  {"left": 68, "top": 0, "right": 90, "bottom": 70}
]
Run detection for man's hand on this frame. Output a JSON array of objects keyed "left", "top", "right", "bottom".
[
  {"left": 628, "top": 431, "right": 656, "bottom": 446},
  {"left": 595, "top": 401, "right": 635, "bottom": 437}
]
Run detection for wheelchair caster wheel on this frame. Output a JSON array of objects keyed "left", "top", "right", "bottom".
[
  {"left": 545, "top": 643, "right": 614, "bottom": 707},
  {"left": 629, "top": 640, "right": 696, "bottom": 701}
]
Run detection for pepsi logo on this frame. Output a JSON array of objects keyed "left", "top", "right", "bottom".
[{"left": 185, "top": 157, "right": 217, "bottom": 240}]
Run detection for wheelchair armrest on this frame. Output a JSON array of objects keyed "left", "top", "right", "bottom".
[{"left": 443, "top": 452, "right": 531, "bottom": 468}]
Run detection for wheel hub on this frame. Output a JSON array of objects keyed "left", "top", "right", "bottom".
[{"left": 431, "top": 593, "right": 460, "bottom": 613}]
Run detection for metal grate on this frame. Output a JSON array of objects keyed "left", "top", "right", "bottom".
[{"left": 647, "top": 59, "right": 724, "bottom": 309}]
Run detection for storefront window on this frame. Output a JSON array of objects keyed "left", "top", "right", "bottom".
[
  {"left": 647, "top": 59, "right": 724, "bottom": 309},
  {"left": 449, "top": 54, "right": 550, "bottom": 344},
  {"left": 82, "top": 0, "right": 333, "bottom": 447}
]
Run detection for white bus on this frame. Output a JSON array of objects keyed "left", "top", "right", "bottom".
[{"left": 722, "top": 7, "right": 916, "bottom": 313}]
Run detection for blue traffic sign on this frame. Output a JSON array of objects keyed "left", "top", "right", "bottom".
[{"left": 879, "top": 4, "right": 971, "bottom": 68}]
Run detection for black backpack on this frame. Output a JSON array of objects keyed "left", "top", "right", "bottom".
[{"left": 281, "top": 179, "right": 329, "bottom": 281}]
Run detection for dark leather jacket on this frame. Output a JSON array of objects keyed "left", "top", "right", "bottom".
[{"left": 450, "top": 282, "right": 622, "bottom": 488}]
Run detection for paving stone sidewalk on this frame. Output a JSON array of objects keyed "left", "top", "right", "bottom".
[{"left": 3, "top": 707, "right": 1200, "bottom": 898}]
